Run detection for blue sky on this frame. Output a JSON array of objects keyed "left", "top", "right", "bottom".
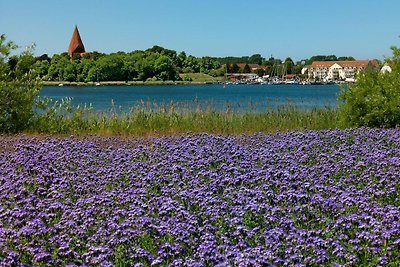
[{"left": 1, "top": 0, "right": 399, "bottom": 61}]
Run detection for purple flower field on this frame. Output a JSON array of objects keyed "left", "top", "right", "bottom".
[{"left": 0, "top": 129, "right": 399, "bottom": 266}]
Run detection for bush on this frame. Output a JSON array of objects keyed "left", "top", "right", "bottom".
[
  {"left": 338, "top": 46, "right": 400, "bottom": 128},
  {"left": 0, "top": 77, "right": 41, "bottom": 132},
  {"left": 183, "top": 74, "right": 192, "bottom": 81},
  {"left": 0, "top": 34, "right": 42, "bottom": 133}
]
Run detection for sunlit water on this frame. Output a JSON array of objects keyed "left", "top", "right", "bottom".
[{"left": 39, "top": 84, "right": 341, "bottom": 113}]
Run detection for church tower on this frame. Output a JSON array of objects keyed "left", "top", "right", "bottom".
[{"left": 68, "top": 25, "right": 85, "bottom": 57}]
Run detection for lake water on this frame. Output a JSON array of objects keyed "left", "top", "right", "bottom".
[{"left": 39, "top": 84, "right": 341, "bottom": 113}]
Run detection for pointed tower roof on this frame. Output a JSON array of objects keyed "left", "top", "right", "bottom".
[{"left": 68, "top": 25, "right": 85, "bottom": 57}]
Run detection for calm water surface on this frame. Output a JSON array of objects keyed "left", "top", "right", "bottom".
[{"left": 40, "top": 84, "right": 341, "bottom": 112}]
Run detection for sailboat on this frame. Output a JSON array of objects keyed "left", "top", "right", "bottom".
[
  {"left": 223, "top": 63, "right": 229, "bottom": 88},
  {"left": 269, "top": 60, "right": 283, "bottom": 84}
]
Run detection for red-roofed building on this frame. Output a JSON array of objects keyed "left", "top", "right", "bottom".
[
  {"left": 308, "top": 60, "right": 379, "bottom": 81},
  {"left": 68, "top": 25, "right": 86, "bottom": 58},
  {"left": 224, "top": 63, "right": 268, "bottom": 73},
  {"left": 236, "top": 63, "right": 268, "bottom": 71}
]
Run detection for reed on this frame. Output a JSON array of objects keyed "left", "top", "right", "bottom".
[{"left": 29, "top": 98, "right": 341, "bottom": 136}]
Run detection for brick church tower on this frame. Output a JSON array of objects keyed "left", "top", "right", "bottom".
[{"left": 68, "top": 25, "right": 86, "bottom": 57}]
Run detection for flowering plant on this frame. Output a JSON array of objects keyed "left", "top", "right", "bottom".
[{"left": 0, "top": 129, "right": 399, "bottom": 266}]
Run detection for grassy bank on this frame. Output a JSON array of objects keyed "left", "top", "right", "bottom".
[
  {"left": 29, "top": 101, "right": 340, "bottom": 135},
  {"left": 179, "top": 73, "right": 224, "bottom": 83}
]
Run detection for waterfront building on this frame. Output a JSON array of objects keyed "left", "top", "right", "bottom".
[
  {"left": 225, "top": 73, "right": 259, "bottom": 82},
  {"left": 223, "top": 63, "right": 268, "bottom": 73},
  {"left": 223, "top": 63, "right": 268, "bottom": 82},
  {"left": 235, "top": 64, "right": 269, "bottom": 72},
  {"left": 381, "top": 64, "right": 392, "bottom": 73},
  {"left": 68, "top": 25, "right": 86, "bottom": 58},
  {"left": 307, "top": 60, "right": 379, "bottom": 81}
]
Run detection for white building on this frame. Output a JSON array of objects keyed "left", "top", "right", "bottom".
[
  {"left": 380, "top": 64, "right": 392, "bottom": 73},
  {"left": 308, "top": 60, "right": 379, "bottom": 81}
]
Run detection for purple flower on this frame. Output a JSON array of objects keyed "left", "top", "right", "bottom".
[{"left": 0, "top": 129, "right": 399, "bottom": 265}]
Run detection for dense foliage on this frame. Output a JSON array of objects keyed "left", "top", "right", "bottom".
[
  {"left": 212, "top": 54, "right": 264, "bottom": 65},
  {"left": 19, "top": 46, "right": 225, "bottom": 82},
  {"left": 0, "top": 35, "right": 42, "bottom": 133},
  {"left": 338, "top": 45, "right": 400, "bottom": 128},
  {"left": 1, "top": 129, "right": 399, "bottom": 266},
  {"left": 306, "top": 55, "right": 355, "bottom": 65}
]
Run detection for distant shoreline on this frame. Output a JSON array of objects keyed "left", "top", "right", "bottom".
[{"left": 43, "top": 81, "right": 219, "bottom": 87}]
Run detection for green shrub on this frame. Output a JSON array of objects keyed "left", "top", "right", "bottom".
[
  {"left": 183, "top": 74, "right": 192, "bottom": 81},
  {"left": 0, "top": 77, "right": 41, "bottom": 132},
  {"left": 338, "top": 46, "right": 400, "bottom": 128},
  {"left": 0, "top": 35, "right": 42, "bottom": 133}
]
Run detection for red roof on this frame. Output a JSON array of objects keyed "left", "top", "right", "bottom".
[
  {"left": 310, "top": 60, "right": 377, "bottom": 69},
  {"left": 227, "top": 63, "right": 268, "bottom": 70},
  {"left": 68, "top": 26, "right": 85, "bottom": 57}
]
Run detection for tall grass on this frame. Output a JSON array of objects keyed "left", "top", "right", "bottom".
[{"left": 29, "top": 97, "right": 341, "bottom": 136}]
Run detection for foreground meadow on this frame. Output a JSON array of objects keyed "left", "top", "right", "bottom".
[{"left": 0, "top": 129, "right": 399, "bottom": 266}]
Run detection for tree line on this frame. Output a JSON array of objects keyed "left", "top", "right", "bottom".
[
  {"left": 6, "top": 41, "right": 361, "bottom": 82},
  {"left": 8, "top": 45, "right": 225, "bottom": 83}
]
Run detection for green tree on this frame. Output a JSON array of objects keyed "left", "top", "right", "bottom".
[
  {"left": 199, "top": 57, "right": 220, "bottom": 74},
  {"left": 254, "top": 68, "right": 265, "bottom": 77},
  {"left": 155, "top": 55, "right": 177, "bottom": 81},
  {"left": 86, "top": 66, "right": 99, "bottom": 82},
  {"left": 183, "top": 55, "right": 200, "bottom": 73},
  {"left": 242, "top": 63, "right": 251, "bottom": 73},
  {"left": 225, "top": 64, "right": 231, "bottom": 73},
  {"left": 249, "top": 54, "right": 263, "bottom": 65},
  {"left": 124, "top": 51, "right": 146, "bottom": 81},
  {"left": 78, "top": 57, "right": 95, "bottom": 82},
  {"left": 230, "top": 63, "right": 240, "bottom": 73},
  {"left": 136, "top": 54, "right": 157, "bottom": 81},
  {"left": 338, "top": 45, "right": 400, "bottom": 128},
  {"left": 47, "top": 54, "right": 70, "bottom": 81},
  {"left": 284, "top": 57, "right": 294, "bottom": 75},
  {"left": 338, "top": 56, "right": 355, "bottom": 61},
  {"left": 176, "top": 51, "right": 187, "bottom": 70},
  {"left": 14, "top": 45, "right": 36, "bottom": 78},
  {"left": 0, "top": 34, "right": 41, "bottom": 132},
  {"left": 306, "top": 55, "right": 343, "bottom": 65},
  {"left": 293, "top": 63, "right": 304, "bottom": 75},
  {"left": 96, "top": 54, "right": 125, "bottom": 81},
  {"left": 32, "top": 60, "right": 50, "bottom": 79},
  {"left": 63, "top": 61, "right": 77, "bottom": 82},
  {"left": 208, "top": 67, "right": 225, "bottom": 77}
]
